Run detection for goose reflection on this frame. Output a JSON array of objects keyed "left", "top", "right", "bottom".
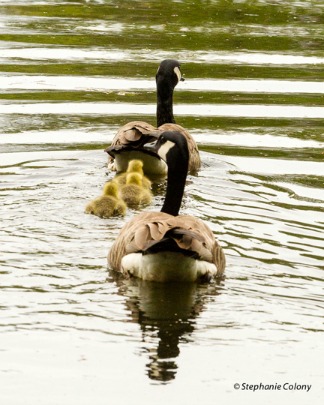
[{"left": 109, "top": 272, "right": 223, "bottom": 382}]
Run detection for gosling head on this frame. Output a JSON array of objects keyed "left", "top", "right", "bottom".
[
  {"left": 102, "top": 181, "right": 119, "bottom": 197},
  {"left": 126, "top": 159, "right": 144, "bottom": 175},
  {"left": 126, "top": 172, "right": 143, "bottom": 186}
]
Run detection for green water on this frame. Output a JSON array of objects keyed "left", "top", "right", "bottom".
[{"left": 1, "top": 1, "right": 323, "bottom": 404}]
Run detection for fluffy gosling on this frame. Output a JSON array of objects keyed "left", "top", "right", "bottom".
[
  {"left": 114, "top": 159, "right": 151, "bottom": 190},
  {"left": 120, "top": 172, "right": 152, "bottom": 208},
  {"left": 85, "top": 181, "right": 126, "bottom": 218}
]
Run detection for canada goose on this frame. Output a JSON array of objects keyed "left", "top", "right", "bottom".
[
  {"left": 119, "top": 172, "right": 153, "bottom": 208},
  {"left": 114, "top": 159, "right": 151, "bottom": 190},
  {"left": 85, "top": 181, "right": 126, "bottom": 218},
  {"left": 105, "top": 59, "right": 201, "bottom": 175},
  {"left": 108, "top": 131, "right": 225, "bottom": 282}
]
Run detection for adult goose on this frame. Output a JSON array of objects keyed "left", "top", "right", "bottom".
[
  {"left": 108, "top": 131, "right": 225, "bottom": 282},
  {"left": 105, "top": 59, "right": 201, "bottom": 175}
]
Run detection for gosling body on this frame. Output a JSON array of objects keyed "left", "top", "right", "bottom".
[
  {"left": 85, "top": 181, "right": 126, "bottom": 218},
  {"left": 119, "top": 172, "right": 152, "bottom": 208}
]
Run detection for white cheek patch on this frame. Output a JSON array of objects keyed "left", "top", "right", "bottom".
[
  {"left": 158, "top": 140, "right": 175, "bottom": 162},
  {"left": 173, "top": 66, "right": 182, "bottom": 82}
]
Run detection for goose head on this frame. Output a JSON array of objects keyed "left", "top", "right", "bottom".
[
  {"left": 156, "top": 60, "right": 184, "bottom": 127},
  {"left": 156, "top": 59, "right": 184, "bottom": 91},
  {"left": 154, "top": 130, "right": 189, "bottom": 173}
]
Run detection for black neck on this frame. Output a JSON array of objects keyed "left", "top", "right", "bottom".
[
  {"left": 161, "top": 149, "right": 188, "bottom": 217},
  {"left": 156, "top": 82, "right": 176, "bottom": 127}
]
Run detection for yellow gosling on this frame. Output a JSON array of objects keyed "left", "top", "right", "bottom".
[
  {"left": 120, "top": 172, "right": 152, "bottom": 208},
  {"left": 85, "top": 181, "right": 126, "bottom": 218},
  {"left": 115, "top": 159, "right": 151, "bottom": 189}
]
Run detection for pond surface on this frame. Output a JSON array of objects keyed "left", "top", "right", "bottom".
[{"left": 1, "top": 1, "right": 323, "bottom": 404}]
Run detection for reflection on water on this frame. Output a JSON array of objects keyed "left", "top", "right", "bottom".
[
  {"left": 1, "top": 0, "right": 324, "bottom": 404},
  {"left": 111, "top": 274, "right": 222, "bottom": 382}
]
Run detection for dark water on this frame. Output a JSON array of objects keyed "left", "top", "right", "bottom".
[{"left": 1, "top": 1, "right": 323, "bottom": 404}]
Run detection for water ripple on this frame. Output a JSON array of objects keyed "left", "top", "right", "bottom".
[{"left": 2, "top": 102, "right": 324, "bottom": 119}]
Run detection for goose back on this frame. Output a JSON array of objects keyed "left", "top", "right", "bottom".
[{"left": 108, "top": 211, "right": 225, "bottom": 279}]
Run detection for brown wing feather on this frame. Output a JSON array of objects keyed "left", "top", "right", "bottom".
[
  {"left": 106, "top": 122, "right": 200, "bottom": 173},
  {"left": 111, "top": 121, "right": 156, "bottom": 146},
  {"left": 108, "top": 212, "right": 172, "bottom": 272},
  {"left": 108, "top": 212, "right": 225, "bottom": 277},
  {"left": 106, "top": 121, "right": 160, "bottom": 159},
  {"left": 171, "top": 215, "right": 217, "bottom": 262}
]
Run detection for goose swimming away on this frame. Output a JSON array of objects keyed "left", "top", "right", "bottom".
[
  {"left": 108, "top": 131, "right": 225, "bottom": 282},
  {"left": 105, "top": 59, "right": 201, "bottom": 175}
]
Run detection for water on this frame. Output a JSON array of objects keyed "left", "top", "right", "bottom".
[{"left": 1, "top": 1, "right": 323, "bottom": 404}]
